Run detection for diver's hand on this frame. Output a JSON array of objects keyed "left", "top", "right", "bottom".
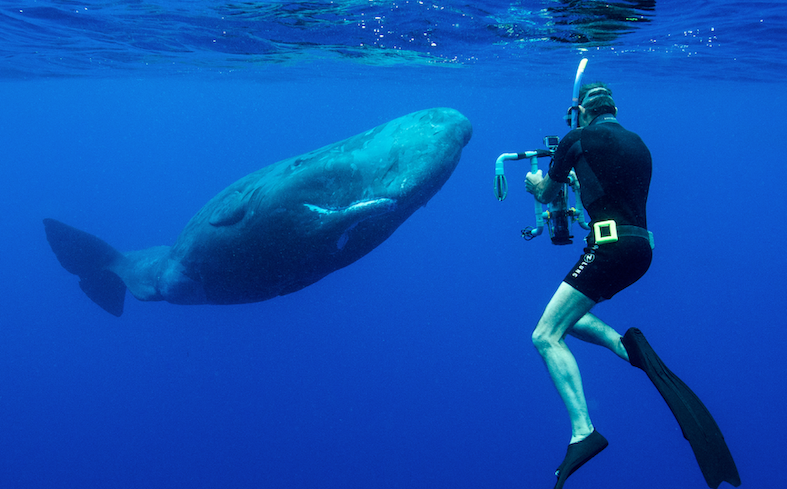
[
  {"left": 525, "top": 169, "right": 543, "bottom": 195},
  {"left": 525, "top": 170, "right": 560, "bottom": 203}
]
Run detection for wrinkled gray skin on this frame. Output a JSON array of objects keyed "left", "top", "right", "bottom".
[{"left": 114, "top": 107, "right": 472, "bottom": 306}]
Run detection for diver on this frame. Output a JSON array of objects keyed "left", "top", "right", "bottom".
[{"left": 524, "top": 83, "right": 740, "bottom": 489}]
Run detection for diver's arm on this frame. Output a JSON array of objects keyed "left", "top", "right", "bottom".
[{"left": 526, "top": 169, "right": 561, "bottom": 203}]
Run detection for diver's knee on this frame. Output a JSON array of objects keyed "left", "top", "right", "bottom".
[{"left": 531, "top": 327, "right": 559, "bottom": 353}]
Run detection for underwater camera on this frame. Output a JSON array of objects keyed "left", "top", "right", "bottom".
[{"left": 493, "top": 136, "right": 589, "bottom": 245}]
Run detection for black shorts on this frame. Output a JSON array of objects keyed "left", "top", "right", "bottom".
[{"left": 563, "top": 235, "right": 652, "bottom": 303}]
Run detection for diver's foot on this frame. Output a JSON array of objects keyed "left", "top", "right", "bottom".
[{"left": 553, "top": 429, "right": 608, "bottom": 489}]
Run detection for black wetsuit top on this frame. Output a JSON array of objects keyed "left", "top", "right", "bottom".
[
  {"left": 548, "top": 114, "right": 651, "bottom": 229},
  {"left": 549, "top": 113, "right": 653, "bottom": 302}
]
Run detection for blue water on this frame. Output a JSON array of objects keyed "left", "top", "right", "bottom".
[{"left": 1, "top": 1, "right": 784, "bottom": 488}]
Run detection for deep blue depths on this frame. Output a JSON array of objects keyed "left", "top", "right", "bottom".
[{"left": 1, "top": 47, "right": 785, "bottom": 489}]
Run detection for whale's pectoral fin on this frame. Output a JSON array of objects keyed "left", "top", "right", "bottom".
[
  {"left": 43, "top": 218, "right": 127, "bottom": 317},
  {"left": 209, "top": 191, "right": 247, "bottom": 227}
]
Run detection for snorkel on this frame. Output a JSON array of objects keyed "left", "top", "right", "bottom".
[
  {"left": 545, "top": 58, "right": 589, "bottom": 244},
  {"left": 569, "top": 58, "right": 588, "bottom": 129},
  {"left": 493, "top": 58, "right": 590, "bottom": 244}
]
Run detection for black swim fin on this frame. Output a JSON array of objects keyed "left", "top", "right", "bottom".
[
  {"left": 553, "top": 429, "right": 608, "bottom": 489},
  {"left": 43, "top": 218, "right": 126, "bottom": 317},
  {"left": 621, "top": 328, "right": 741, "bottom": 488}
]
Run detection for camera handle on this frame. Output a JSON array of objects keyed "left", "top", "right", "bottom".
[
  {"left": 495, "top": 149, "right": 551, "bottom": 238},
  {"left": 494, "top": 144, "right": 589, "bottom": 244}
]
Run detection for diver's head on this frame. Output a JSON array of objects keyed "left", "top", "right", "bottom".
[{"left": 577, "top": 82, "right": 617, "bottom": 127}]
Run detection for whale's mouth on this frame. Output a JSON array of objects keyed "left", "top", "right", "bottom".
[
  {"left": 304, "top": 198, "right": 398, "bottom": 251},
  {"left": 303, "top": 198, "right": 397, "bottom": 216}
]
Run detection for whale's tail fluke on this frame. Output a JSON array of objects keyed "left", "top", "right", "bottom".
[{"left": 43, "top": 218, "right": 127, "bottom": 317}]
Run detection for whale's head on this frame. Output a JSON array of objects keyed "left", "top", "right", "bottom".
[
  {"left": 285, "top": 107, "right": 472, "bottom": 244},
  {"left": 365, "top": 107, "right": 473, "bottom": 212},
  {"left": 272, "top": 107, "right": 472, "bottom": 256}
]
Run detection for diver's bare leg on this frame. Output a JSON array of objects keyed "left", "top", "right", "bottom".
[
  {"left": 568, "top": 313, "right": 629, "bottom": 361},
  {"left": 531, "top": 282, "right": 597, "bottom": 443}
]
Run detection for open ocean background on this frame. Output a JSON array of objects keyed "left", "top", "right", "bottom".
[{"left": 1, "top": 1, "right": 784, "bottom": 488}]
